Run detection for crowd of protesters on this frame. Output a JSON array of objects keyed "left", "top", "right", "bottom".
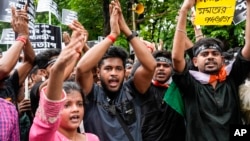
[{"left": 1, "top": 0, "right": 250, "bottom": 141}]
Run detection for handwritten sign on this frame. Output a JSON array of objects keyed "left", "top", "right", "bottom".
[{"left": 195, "top": 0, "right": 236, "bottom": 25}]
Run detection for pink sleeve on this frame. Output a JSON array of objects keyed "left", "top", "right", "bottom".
[
  {"left": 29, "top": 87, "right": 66, "bottom": 141},
  {"left": 85, "top": 133, "right": 100, "bottom": 141}
]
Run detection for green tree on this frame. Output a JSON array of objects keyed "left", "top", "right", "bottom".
[{"left": 0, "top": 0, "right": 247, "bottom": 52}]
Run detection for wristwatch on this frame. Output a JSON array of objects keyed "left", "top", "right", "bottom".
[{"left": 127, "top": 31, "right": 138, "bottom": 42}]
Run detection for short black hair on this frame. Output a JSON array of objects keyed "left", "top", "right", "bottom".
[
  {"left": 152, "top": 50, "right": 172, "bottom": 60},
  {"left": 192, "top": 38, "right": 224, "bottom": 57},
  {"left": 98, "top": 46, "right": 128, "bottom": 68},
  {"left": 35, "top": 49, "right": 61, "bottom": 69}
]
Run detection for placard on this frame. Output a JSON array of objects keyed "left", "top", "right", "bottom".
[{"left": 195, "top": 0, "right": 236, "bottom": 25}]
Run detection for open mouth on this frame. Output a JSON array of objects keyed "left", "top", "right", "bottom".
[
  {"left": 205, "top": 61, "right": 217, "bottom": 67},
  {"left": 157, "top": 72, "right": 166, "bottom": 77},
  {"left": 205, "top": 61, "right": 217, "bottom": 65},
  {"left": 70, "top": 115, "right": 80, "bottom": 122},
  {"left": 108, "top": 79, "right": 119, "bottom": 87}
]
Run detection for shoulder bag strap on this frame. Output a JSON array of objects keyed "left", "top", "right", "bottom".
[{"left": 115, "top": 109, "right": 135, "bottom": 141}]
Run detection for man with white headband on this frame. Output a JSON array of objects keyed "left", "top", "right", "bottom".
[
  {"left": 138, "top": 50, "right": 185, "bottom": 141},
  {"left": 171, "top": 0, "right": 250, "bottom": 141}
]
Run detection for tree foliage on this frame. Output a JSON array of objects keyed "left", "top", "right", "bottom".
[{"left": 0, "top": 0, "right": 246, "bottom": 52}]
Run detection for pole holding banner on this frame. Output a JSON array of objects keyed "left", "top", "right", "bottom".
[
  {"left": 25, "top": 77, "right": 29, "bottom": 99},
  {"left": 36, "top": 0, "right": 61, "bottom": 24},
  {"left": 49, "top": 11, "right": 51, "bottom": 24}
]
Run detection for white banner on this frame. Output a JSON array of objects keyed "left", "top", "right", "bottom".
[
  {"left": 0, "top": 0, "right": 35, "bottom": 29},
  {"left": 0, "top": 28, "right": 15, "bottom": 44},
  {"left": 61, "top": 9, "right": 78, "bottom": 25},
  {"left": 0, "top": 0, "right": 18, "bottom": 22},
  {"left": 36, "top": 0, "right": 61, "bottom": 21}
]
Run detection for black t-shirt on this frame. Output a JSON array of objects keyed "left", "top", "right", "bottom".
[
  {"left": 173, "top": 52, "right": 250, "bottom": 141},
  {"left": 138, "top": 84, "right": 186, "bottom": 141},
  {"left": 84, "top": 79, "right": 142, "bottom": 141},
  {"left": 0, "top": 69, "right": 19, "bottom": 104}
]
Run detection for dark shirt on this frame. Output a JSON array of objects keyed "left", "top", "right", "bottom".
[
  {"left": 19, "top": 113, "right": 31, "bottom": 141},
  {"left": 30, "top": 81, "right": 43, "bottom": 115},
  {"left": 172, "top": 51, "right": 250, "bottom": 141},
  {"left": 138, "top": 84, "right": 185, "bottom": 141},
  {"left": 84, "top": 79, "right": 142, "bottom": 141},
  {"left": 0, "top": 69, "right": 19, "bottom": 104}
]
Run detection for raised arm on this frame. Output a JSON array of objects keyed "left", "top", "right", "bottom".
[
  {"left": 17, "top": 40, "right": 35, "bottom": 85},
  {"left": 46, "top": 30, "right": 85, "bottom": 101},
  {"left": 172, "top": 0, "right": 195, "bottom": 73},
  {"left": 0, "top": 7, "right": 28, "bottom": 80},
  {"left": 29, "top": 27, "right": 85, "bottom": 141},
  {"left": 114, "top": 0, "right": 156, "bottom": 93},
  {"left": 76, "top": 4, "right": 120, "bottom": 95},
  {"left": 241, "top": 0, "right": 250, "bottom": 60},
  {"left": 190, "top": 9, "right": 204, "bottom": 42},
  {"left": 62, "top": 21, "right": 88, "bottom": 81},
  {"left": 14, "top": 8, "right": 35, "bottom": 85}
]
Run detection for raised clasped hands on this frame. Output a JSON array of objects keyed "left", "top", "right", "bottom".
[
  {"left": 56, "top": 21, "right": 86, "bottom": 67},
  {"left": 11, "top": 6, "right": 29, "bottom": 38},
  {"left": 109, "top": 0, "right": 122, "bottom": 38}
]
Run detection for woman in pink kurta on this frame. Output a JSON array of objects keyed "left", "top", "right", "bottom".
[
  {"left": 29, "top": 20, "right": 99, "bottom": 141},
  {"left": 29, "top": 86, "right": 99, "bottom": 141}
]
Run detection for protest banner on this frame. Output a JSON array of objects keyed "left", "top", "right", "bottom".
[
  {"left": 195, "top": 0, "right": 236, "bottom": 25},
  {"left": 0, "top": 0, "right": 35, "bottom": 29},
  {"left": 61, "top": 9, "right": 78, "bottom": 25},
  {"left": 0, "top": 28, "right": 15, "bottom": 44},
  {"left": 0, "top": 0, "right": 17, "bottom": 22},
  {"left": 36, "top": 0, "right": 61, "bottom": 22},
  {"left": 29, "top": 24, "right": 62, "bottom": 50},
  {"left": 233, "top": 0, "right": 247, "bottom": 25}
]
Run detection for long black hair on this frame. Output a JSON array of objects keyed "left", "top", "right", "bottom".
[{"left": 63, "top": 81, "right": 85, "bottom": 104}]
